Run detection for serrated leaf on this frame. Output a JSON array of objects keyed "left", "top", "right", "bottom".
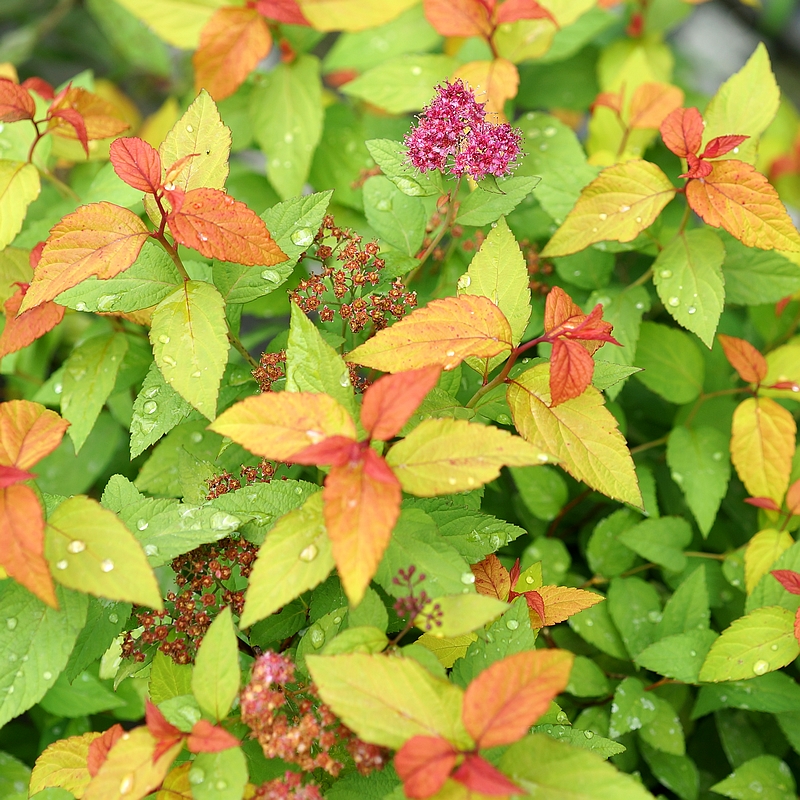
[
  {"left": 417, "top": 633, "right": 478, "bottom": 668},
  {"left": 0, "top": 160, "right": 40, "bottom": 251},
  {"left": 29, "top": 731, "right": 101, "bottom": 798},
  {"left": 149, "top": 651, "right": 193, "bottom": 705},
  {"left": 541, "top": 159, "right": 676, "bottom": 258},
  {"left": 365, "top": 138, "right": 442, "bottom": 197},
  {"left": 711, "top": 755, "right": 795, "bottom": 800},
  {"left": 507, "top": 363, "right": 641, "bottom": 507},
  {"left": 693, "top": 672, "right": 800, "bottom": 717},
  {"left": 609, "top": 676, "right": 658, "bottom": 739},
  {"left": 192, "top": 606, "right": 239, "bottom": 721},
  {"left": 639, "top": 694, "right": 685, "bottom": 756},
  {"left": 298, "top": 0, "right": 418, "bottom": 30},
  {"left": 420, "top": 593, "right": 508, "bottom": 638},
  {"left": 568, "top": 597, "right": 627, "bottom": 660},
  {"left": 149, "top": 280, "right": 229, "bottom": 419},
  {"left": 363, "top": 175, "right": 426, "bottom": 256},
  {"left": 721, "top": 232, "right": 800, "bottom": 305},
  {"left": 189, "top": 747, "right": 247, "bottom": 800},
  {"left": 607, "top": 577, "right": 662, "bottom": 658},
  {"left": 617, "top": 516, "right": 693, "bottom": 573},
  {"left": 698, "top": 606, "right": 799, "bottom": 682},
  {"left": 44, "top": 495, "right": 163, "bottom": 609},
  {"left": 634, "top": 322, "right": 704, "bottom": 404},
  {"left": 745, "top": 529, "right": 794, "bottom": 595},
  {"left": 0, "top": 280, "right": 62, "bottom": 360},
  {"left": 635, "top": 629, "right": 719, "bottom": 684},
  {"left": 657, "top": 566, "right": 710, "bottom": 637},
  {"left": 455, "top": 176, "right": 540, "bottom": 228},
  {"left": 537, "top": 585, "right": 604, "bottom": 625}
]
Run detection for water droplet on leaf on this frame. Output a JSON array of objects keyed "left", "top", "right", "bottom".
[
  {"left": 506, "top": 619, "right": 519, "bottom": 630},
  {"left": 189, "top": 768, "right": 205, "bottom": 785},
  {"left": 56, "top": 560, "right": 68, "bottom": 570},
  {"left": 291, "top": 228, "right": 314, "bottom": 247},
  {"left": 753, "top": 659, "right": 770, "bottom": 675},
  {"left": 143, "top": 400, "right": 158, "bottom": 414},
  {"left": 668, "top": 297, "right": 680, "bottom": 307},
  {"left": 6, "top": 618, "right": 17, "bottom": 631},
  {"left": 67, "top": 540, "right": 85, "bottom": 554},
  {"left": 101, "top": 559, "right": 114, "bottom": 573},
  {"left": 299, "top": 544, "right": 318, "bottom": 562}
]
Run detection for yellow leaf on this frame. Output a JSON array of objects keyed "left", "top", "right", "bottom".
[
  {"left": 386, "top": 418, "right": 549, "bottom": 496},
  {"left": 745, "top": 529, "right": 794, "bottom": 594},
  {"left": 0, "top": 161, "right": 40, "bottom": 251},
  {"left": 540, "top": 159, "right": 676, "bottom": 257},
  {"left": 113, "top": 0, "right": 229, "bottom": 49},
  {"left": 297, "top": 0, "right": 419, "bottom": 30},
  {"left": 348, "top": 294, "right": 513, "bottom": 373},
  {"left": 730, "top": 396, "right": 796, "bottom": 504},
  {"left": 417, "top": 632, "right": 478, "bottom": 668},
  {"left": 507, "top": 363, "right": 642, "bottom": 508},
  {"left": 157, "top": 762, "right": 192, "bottom": 800},
  {"left": 453, "top": 58, "right": 519, "bottom": 118},
  {"left": 29, "top": 732, "right": 101, "bottom": 798},
  {"left": 536, "top": 585, "right": 605, "bottom": 626},
  {"left": 417, "top": 594, "right": 508, "bottom": 638},
  {"left": 209, "top": 391, "right": 356, "bottom": 461},
  {"left": 762, "top": 343, "right": 800, "bottom": 403}
]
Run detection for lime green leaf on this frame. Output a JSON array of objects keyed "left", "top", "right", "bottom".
[
  {"left": 240, "top": 493, "right": 332, "bottom": 628},
  {"left": 533, "top": 724, "right": 625, "bottom": 759},
  {"left": 149, "top": 651, "right": 193, "bottom": 705},
  {"left": 554, "top": 248, "right": 614, "bottom": 291},
  {"left": 639, "top": 741, "right": 699, "bottom": 800},
  {"left": 251, "top": 55, "right": 323, "bottom": 200},
  {"left": 192, "top": 606, "right": 239, "bottom": 721},
  {"left": 652, "top": 229, "right": 725, "bottom": 348},
  {"left": 262, "top": 190, "right": 333, "bottom": 262},
  {"left": 657, "top": 566, "right": 710, "bottom": 637},
  {"left": 323, "top": 626, "right": 388, "bottom": 656},
  {"left": 586, "top": 509, "right": 639, "bottom": 578},
  {"left": 190, "top": 747, "right": 248, "bottom": 800},
  {"left": 455, "top": 177, "right": 541, "bottom": 228},
  {"left": 609, "top": 677, "right": 658, "bottom": 739},
  {"left": 0, "top": 161, "right": 40, "bottom": 250},
  {"left": 365, "top": 139, "right": 443, "bottom": 197},
  {"left": 635, "top": 630, "right": 718, "bottom": 683},
  {"left": 44, "top": 495, "right": 163, "bottom": 609},
  {"left": 307, "top": 652, "right": 471, "bottom": 749},
  {"left": 150, "top": 280, "right": 229, "bottom": 420},
  {"left": 0, "top": 583, "right": 87, "bottom": 729},
  {"left": 568, "top": 595, "right": 628, "bottom": 660},
  {"left": 419, "top": 594, "right": 508, "bottom": 638},
  {"left": 61, "top": 332, "right": 128, "bottom": 453},
  {"left": 693, "top": 673, "right": 800, "bottom": 717},
  {"left": 565, "top": 656, "right": 610, "bottom": 698},
  {"left": 416, "top": 632, "right": 477, "bottom": 669},
  {"left": 607, "top": 577, "right": 661, "bottom": 658},
  {"left": 721, "top": 232, "right": 800, "bottom": 305},
  {"left": 639, "top": 694, "right": 685, "bottom": 756},
  {"left": 699, "top": 606, "right": 799, "bottom": 682},
  {"left": 0, "top": 752, "right": 29, "bottom": 799},
  {"left": 363, "top": 175, "right": 426, "bottom": 256},
  {"left": 510, "top": 465, "right": 568, "bottom": 522},
  {"left": 745, "top": 529, "right": 794, "bottom": 595},
  {"left": 113, "top": 0, "right": 227, "bottom": 48},
  {"left": 711, "top": 755, "right": 795, "bottom": 800},
  {"left": 634, "top": 322, "right": 704, "bottom": 404},
  {"left": 39, "top": 668, "right": 124, "bottom": 717},
  {"left": 617, "top": 516, "right": 693, "bottom": 573}
]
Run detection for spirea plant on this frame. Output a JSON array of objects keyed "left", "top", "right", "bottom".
[{"left": 0, "top": 0, "right": 799, "bottom": 798}]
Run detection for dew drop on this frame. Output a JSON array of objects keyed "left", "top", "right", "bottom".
[
  {"left": 538, "top": 143, "right": 548, "bottom": 151},
  {"left": 544, "top": 126, "right": 557, "bottom": 137},
  {"left": 584, "top": 730, "right": 594, "bottom": 739},
  {"left": 101, "top": 559, "right": 115, "bottom": 573},
  {"left": 67, "top": 540, "right": 86, "bottom": 554},
  {"left": 143, "top": 400, "right": 158, "bottom": 414},
  {"left": 158, "top": 334, "right": 170, "bottom": 344},
  {"left": 162, "top": 356, "right": 176, "bottom": 367},
  {"left": 120, "top": 775, "right": 134, "bottom": 795},
  {"left": 461, "top": 572, "right": 475, "bottom": 585},
  {"left": 339, "top": 372, "right": 350, "bottom": 388},
  {"left": 97, "top": 294, "right": 119, "bottom": 311},
  {"left": 668, "top": 297, "right": 680, "bottom": 307},
  {"left": 186, "top": 124, "right": 194, "bottom": 133},
  {"left": 712, "top": 451, "right": 723, "bottom": 461},
  {"left": 137, "top": 519, "right": 149, "bottom": 531},
  {"left": 687, "top": 306, "right": 696, "bottom": 314},
  {"left": 163, "top": 182, "right": 175, "bottom": 191},
  {"left": 75, "top": 302, "right": 87, "bottom": 312},
  {"left": 619, "top": 205, "right": 630, "bottom": 213},
  {"left": 309, "top": 627, "right": 325, "bottom": 648},
  {"left": 598, "top": 213, "right": 607, "bottom": 220},
  {"left": 375, "top": 199, "right": 392, "bottom": 211},
  {"left": 144, "top": 544, "right": 159, "bottom": 557},
  {"left": 54, "top": 383, "right": 63, "bottom": 394},
  {"left": 770, "top": 643, "right": 779, "bottom": 651},
  {"left": 299, "top": 544, "right": 318, "bottom": 562},
  {"left": 189, "top": 768, "right": 205, "bottom": 785},
  {"left": 191, "top": 370, "right": 202, "bottom": 378},
  {"left": 6, "top": 686, "right": 13, "bottom": 694},
  {"left": 215, "top": 781, "right": 228, "bottom": 790},
  {"left": 6, "top": 618, "right": 17, "bottom": 631},
  {"left": 290, "top": 228, "right": 314, "bottom": 247},
  {"left": 753, "top": 659, "right": 770, "bottom": 675},
  {"left": 56, "top": 559, "right": 68, "bottom": 570},
  {"left": 659, "top": 269, "right": 672, "bottom": 279},
  {"left": 457, "top": 274, "right": 471, "bottom": 289},
  {"left": 447, "top": 477, "right": 457, "bottom": 485},
  {"left": 689, "top": 650, "right": 696, "bottom": 657},
  {"left": 733, "top": 147, "right": 739, "bottom": 154},
  {"left": 190, "top": 431, "right": 203, "bottom": 443},
  {"left": 198, "top": 233, "right": 208, "bottom": 242},
  {"left": 108, "top": 613, "right": 119, "bottom": 624},
  {"left": 506, "top": 619, "right": 519, "bottom": 630},
  {"left": 210, "top": 512, "right": 239, "bottom": 532},
  {"left": 411, "top": 65, "right": 422, "bottom": 76},
  {"left": 144, "top": 387, "right": 159, "bottom": 399},
  {"left": 446, "top": 350, "right": 455, "bottom": 357}
]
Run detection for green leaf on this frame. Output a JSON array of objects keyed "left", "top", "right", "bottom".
[
  {"left": 0, "top": 583, "right": 87, "bottom": 729},
  {"left": 652, "top": 229, "right": 725, "bottom": 348},
  {"left": 240, "top": 493, "right": 333, "bottom": 628},
  {"left": 638, "top": 694, "right": 685, "bottom": 756},
  {"left": 44, "top": 495, "right": 162, "bottom": 609},
  {"left": 666, "top": 426, "right": 731, "bottom": 536},
  {"left": 365, "top": 139, "right": 442, "bottom": 197},
  {"left": 721, "top": 232, "right": 800, "bottom": 305},
  {"left": 349, "top": 587, "right": 389, "bottom": 633},
  {"left": 617, "top": 516, "right": 693, "bottom": 573},
  {"left": 149, "top": 280, "right": 229, "bottom": 420},
  {"left": 657, "top": 566, "right": 711, "bottom": 637},
  {"left": 296, "top": 607, "right": 347, "bottom": 673},
  {"left": 533, "top": 725, "right": 625, "bottom": 759},
  {"left": 516, "top": 112, "right": 600, "bottom": 222},
  {"left": 747, "top": 541, "right": 800, "bottom": 613},
  {"left": 554, "top": 249, "right": 614, "bottom": 291},
  {"left": 635, "top": 629, "right": 718, "bottom": 683},
  {"left": 323, "top": 626, "right": 388, "bottom": 656},
  {"left": 251, "top": 55, "right": 324, "bottom": 199},
  {"left": 261, "top": 190, "right": 333, "bottom": 264},
  {"left": 455, "top": 177, "right": 541, "bottom": 227},
  {"left": 608, "top": 577, "right": 662, "bottom": 658},
  {"left": 39, "top": 668, "right": 124, "bottom": 717},
  {"left": 307, "top": 652, "right": 471, "bottom": 750},
  {"left": 711, "top": 755, "right": 795, "bottom": 800},
  {"left": 421, "top": 594, "right": 507, "bottom": 638},
  {"left": 0, "top": 752, "right": 29, "bottom": 800},
  {"left": 634, "top": 322, "right": 704, "bottom": 404},
  {"left": 56, "top": 240, "right": 181, "bottom": 313},
  {"left": 190, "top": 747, "right": 248, "bottom": 800},
  {"left": 500, "top": 733, "right": 656, "bottom": 800},
  {"left": 64, "top": 598, "right": 130, "bottom": 682},
  {"left": 510, "top": 465, "right": 568, "bottom": 521},
  {"left": 698, "top": 606, "right": 799, "bottom": 682},
  {"left": 568, "top": 594, "right": 628, "bottom": 660},
  {"left": 586, "top": 509, "right": 639, "bottom": 578},
  {"left": 192, "top": 606, "right": 239, "bottom": 721},
  {"left": 639, "top": 741, "right": 699, "bottom": 800},
  {"left": 0, "top": 161, "right": 40, "bottom": 250},
  {"left": 249, "top": 600, "right": 307, "bottom": 649},
  {"left": 340, "top": 54, "right": 456, "bottom": 114},
  {"left": 609, "top": 677, "right": 658, "bottom": 739},
  {"left": 362, "top": 175, "right": 426, "bottom": 256},
  {"left": 694, "top": 672, "right": 800, "bottom": 718},
  {"left": 149, "top": 651, "right": 193, "bottom": 705},
  {"left": 566, "top": 656, "right": 611, "bottom": 698}
]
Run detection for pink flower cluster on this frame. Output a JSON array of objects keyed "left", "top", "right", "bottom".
[{"left": 404, "top": 79, "right": 523, "bottom": 181}]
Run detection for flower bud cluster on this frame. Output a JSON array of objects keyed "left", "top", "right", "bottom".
[
  {"left": 253, "top": 350, "right": 287, "bottom": 393},
  {"left": 392, "top": 565, "right": 443, "bottom": 632}
]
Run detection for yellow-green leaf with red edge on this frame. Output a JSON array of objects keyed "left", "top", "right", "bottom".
[
  {"left": 47, "top": 86, "right": 129, "bottom": 142},
  {"left": 718, "top": 334, "right": 768, "bottom": 384},
  {"left": 507, "top": 363, "right": 642, "bottom": 508},
  {"left": 535, "top": 585, "right": 605, "bottom": 626},
  {"left": 453, "top": 58, "right": 519, "bottom": 118},
  {"left": 19, "top": 202, "right": 150, "bottom": 312},
  {"left": 627, "top": 82, "right": 684, "bottom": 130},
  {"left": 385, "top": 417, "right": 550, "bottom": 497},
  {"left": 461, "top": 649, "right": 574, "bottom": 748},
  {"left": 210, "top": 392, "right": 356, "bottom": 461},
  {"left": 87, "top": 724, "right": 125, "bottom": 778},
  {"left": 83, "top": 726, "right": 183, "bottom": 800},
  {"left": 731, "top": 396, "right": 796, "bottom": 504},
  {"left": 395, "top": 735, "right": 458, "bottom": 800},
  {"left": 0, "top": 399, "right": 69, "bottom": 469},
  {"left": 29, "top": 731, "right": 102, "bottom": 798},
  {"left": 424, "top": 0, "right": 492, "bottom": 37},
  {"left": 0, "top": 484, "right": 56, "bottom": 607},
  {"left": 0, "top": 283, "right": 65, "bottom": 359},
  {"left": 745, "top": 529, "right": 794, "bottom": 594},
  {"left": 540, "top": 159, "right": 676, "bottom": 258},
  {"left": 156, "top": 762, "right": 192, "bottom": 800},
  {"left": 685, "top": 160, "right": 800, "bottom": 251},
  {"left": 323, "top": 451, "right": 401, "bottom": 605},
  {"left": 193, "top": 6, "right": 272, "bottom": 101},
  {"left": 347, "top": 294, "right": 513, "bottom": 373},
  {"left": 297, "top": 0, "right": 419, "bottom": 31},
  {"left": 0, "top": 160, "right": 40, "bottom": 251},
  {"left": 471, "top": 554, "right": 511, "bottom": 602},
  {"left": 44, "top": 495, "right": 164, "bottom": 610}
]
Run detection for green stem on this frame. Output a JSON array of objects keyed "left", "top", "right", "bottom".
[
  {"left": 229, "top": 332, "right": 259, "bottom": 370},
  {"left": 629, "top": 434, "right": 668, "bottom": 455}
]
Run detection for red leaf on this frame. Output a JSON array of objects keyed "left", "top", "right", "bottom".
[
  {"left": 146, "top": 700, "right": 185, "bottom": 762},
  {"left": 744, "top": 496, "right": 781, "bottom": 512},
  {"left": 0, "top": 284, "right": 65, "bottom": 359},
  {"left": 699, "top": 135, "right": 749, "bottom": 160},
  {"left": 0, "top": 400, "right": 69, "bottom": 469},
  {"left": 255, "top": 0, "right": 310, "bottom": 24},
  {"left": 47, "top": 86, "right": 129, "bottom": 142},
  {"left": 0, "top": 484, "right": 56, "bottom": 607},
  {"left": 423, "top": 0, "right": 493, "bottom": 38},
  {"left": 395, "top": 736, "right": 457, "bottom": 800},
  {"left": 0, "top": 78, "right": 35, "bottom": 123},
  {"left": 110, "top": 137, "right": 163, "bottom": 195},
  {"left": 524, "top": 589, "right": 545, "bottom": 626},
  {"left": 787, "top": 479, "right": 800, "bottom": 516},
  {"left": 0, "top": 465, "right": 35, "bottom": 488},
  {"left": 544, "top": 286, "right": 583, "bottom": 332},
  {"left": 360, "top": 366, "right": 442, "bottom": 441},
  {"left": 30, "top": 242, "right": 45, "bottom": 269},
  {"left": 186, "top": 720, "right": 240, "bottom": 753},
  {"left": 773, "top": 570, "right": 800, "bottom": 596},
  {"left": 549, "top": 338, "right": 595, "bottom": 406},
  {"left": 471, "top": 554, "right": 511, "bottom": 602},
  {"left": 461, "top": 649, "right": 574, "bottom": 748},
  {"left": 451, "top": 753, "right": 521, "bottom": 796},
  {"left": 290, "top": 435, "right": 359, "bottom": 467},
  {"left": 87, "top": 724, "right": 125, "bottom": 777},
  {"left": 681, "top": 153, "right": 713, "bottom": 179},
  {"left": 495, "top": 0, "right": 555, "bottom": 25},
  {"left": 717, "top": 334, "right": 767, "bottom": 384},
  {"left": 660, "top": 106, "right": 704, "bottom": 158},
  {"left": 49, "top": 107, "right": 89, "bottom": 156},
  {"left": 21, "top": 77, "right": 54, "bottom": 101},
  {"left": 166, "top": 187, "right": 287, "bottom": 267}
]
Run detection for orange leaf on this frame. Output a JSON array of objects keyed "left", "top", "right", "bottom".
[
  {"left": 145, "top": 701, "right": 185, "bottom": 762},
  {"left": 256, "top": 0, "right": 310, "bottom": 24},
  {"left": 323, "top": 451, "right": 401, "bottom": 605},
  {"left": 395, "top": 736, "right": 458, "bottom": 800},
  {"left": 110, "top": 137, "right": 163, "bottom": 195},
  {"left": 495, "top": 0, "right": 555, "bottom": 25},
  {"left": 0, "top": 399, "right": 69, "bottom": 468},
  {"left": 787, "top": 479, "right": 800, "bottom": 516},
  {"left": 593, "top": 90, "right": 622, "bottom": 115},
  {"left": 471, "top": 554, "right": 511, "bottom": 602},
  {"left": 0, "top": 484, "right": 56, "bottom": 607},
  {"left": 731, "top": 396, "right": 796, "bottom": 504},
  {"left": 194, "top": 7, "right": 272, "bottom": 101},
  {"left": 49, "top": 108, "right": 89, "bottom": 155},
  {"left": 451, "top": 753, "right": 521, "bottom": 796},
  {"left": 87, "top": 724, "right": 125, "bottom": 777},
  {"left": 19, "top": 202, "right": 151, "bottom": 312},
  {"left": 454, "top": 59, "right": 519, "bottom": 118},
  {"left": 627, "top": 83, "right": 684, "bottom": 130},
  {"left": 461, "top": 649, "right": 574, "bottom": 748},
  {"left": 0, "top": 77, "right": 35, "bottom": 122},
  {"left": 209, "top": 392, "right": 357, "bottom": 461},
  {"left": 0, "top": 283, "right": 65, "bottom": 359},
  {"left": 186, "top": 720, "right": 240, "bottom": 753},
  {"left": 360, "top": 366, "right": 442, "bottom": 441},
  {"left": 549, "top": 338, "right": 595, "bottom": 406},
  {"left": 48, "top": 86, "right": 129, "bottom": 142},
  {"left": 686, "top": 160, "right": 800, "bottom": 251},
  {"left": 423, "top": 0, "right": 493, "bottom": 37},
  {"left": 348, "top": 295, "right": 513, "bottom": 373},
  {"left": 290, "top": 435, "right": 358, "bottom": 467},
  {"left": 535, "top": 585, "right": 604, "bottom": 626},
  {"left": 544, "top": 285, "right": 582, "bottom": 331},
  {"left": 166, "top": 187, "right": 287, "bottom": 266},
  {"left": 717, "top": 334, "right": 767, "bottom": 384},
  {"left": 660, "top": 106, "right": 703, "bottom": 158}
]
